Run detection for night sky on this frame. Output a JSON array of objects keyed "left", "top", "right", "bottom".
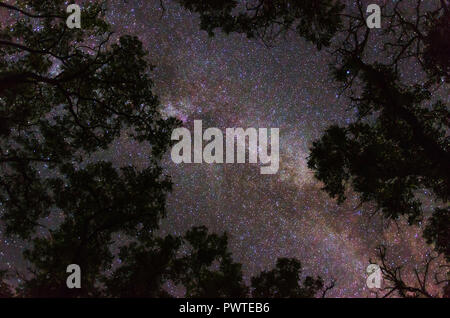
[{"left": 0, "top": 0, "right": 444, "bottom": 297}]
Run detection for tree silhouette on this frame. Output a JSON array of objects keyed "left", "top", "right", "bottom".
[
  {"left": 175, "top": 0, "right": 344, "bottom": 48},
  {"left": 0, "top": 1, "right": 331, "bottom": 298},
  {"left": 0, "top": 0, "right": 178, "bottom": 297},
  {"left": 103, "top": 226, "right": 248, "bottom": 298},
  {"left": 372, "top": 245, "right": 449, "bottom": 298},
  {"left": 179, "top": 0, "right": 449, "bottom": 297},
  {"left": 169, "top": 226, "right": 248, "bottom": 298},
  {"left": 423, "top": 208, "right": 450, "bottom": 262},
  {"left": 307, "top": 0, "right": 449, "bottom": 262},
  {"left": 251, "top": 258, "right": 328, "bottom": 298},
  {"left": 305, "top": 1, "right": 450, "bottom": 294},
  {"left": 423, "top": 3, "right": 450, "bottom": 84},
  {"left": 102, "top": 234, "right": 182, "bottom": 298},
  {"left": 101, "top": 226, "right": 327, "bottom": 298}
]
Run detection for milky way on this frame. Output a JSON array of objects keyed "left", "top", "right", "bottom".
[{"left": 0, "top": 0, "right": 443, "bottom": 297}]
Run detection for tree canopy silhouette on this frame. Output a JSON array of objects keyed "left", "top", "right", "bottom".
[
  {"left": 175, "top": 0, "right": 344, "bottom": 48},
  {"left": 178, "top": 0, "right": 450, "bottom": 296},
  {"left": 0, "top": 0, "right": 178, "bottom": 297},
  {"left": 307, "top": 0, "right": 449, "bottom": 262},
  {"left": 103, "top": 226, "right": 248, "bottom": 298},
  {"left": 0, "top": 0, "right": 329, "bottom": 298},
  {"left": 251, "top": 258, "right": 328, "bottom": 298}
]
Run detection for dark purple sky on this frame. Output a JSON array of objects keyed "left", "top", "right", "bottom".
[{"left": 0, "top": 0, "right": 444, "bottom": 297}]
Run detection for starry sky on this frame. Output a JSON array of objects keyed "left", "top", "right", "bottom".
[{"left": 0, "top": 0, "right": 444, "bottom": 297}]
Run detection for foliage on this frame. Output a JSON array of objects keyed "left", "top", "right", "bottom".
[
  {"left": 179, "top": 0, "right": 450, "bottom": 296},
  {"left": 251, "top": 258, "right": 325, "bottom": 298},
  {"left": 0, "top": 0, "right": 329, "bottom": 298},
  {"left": 175, "top": 0, "right": 344, "bottom": 48}
]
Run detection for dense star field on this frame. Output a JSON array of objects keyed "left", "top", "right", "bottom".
[{"left": 0, "top": 0, "right": 447, "bottom": 297}]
